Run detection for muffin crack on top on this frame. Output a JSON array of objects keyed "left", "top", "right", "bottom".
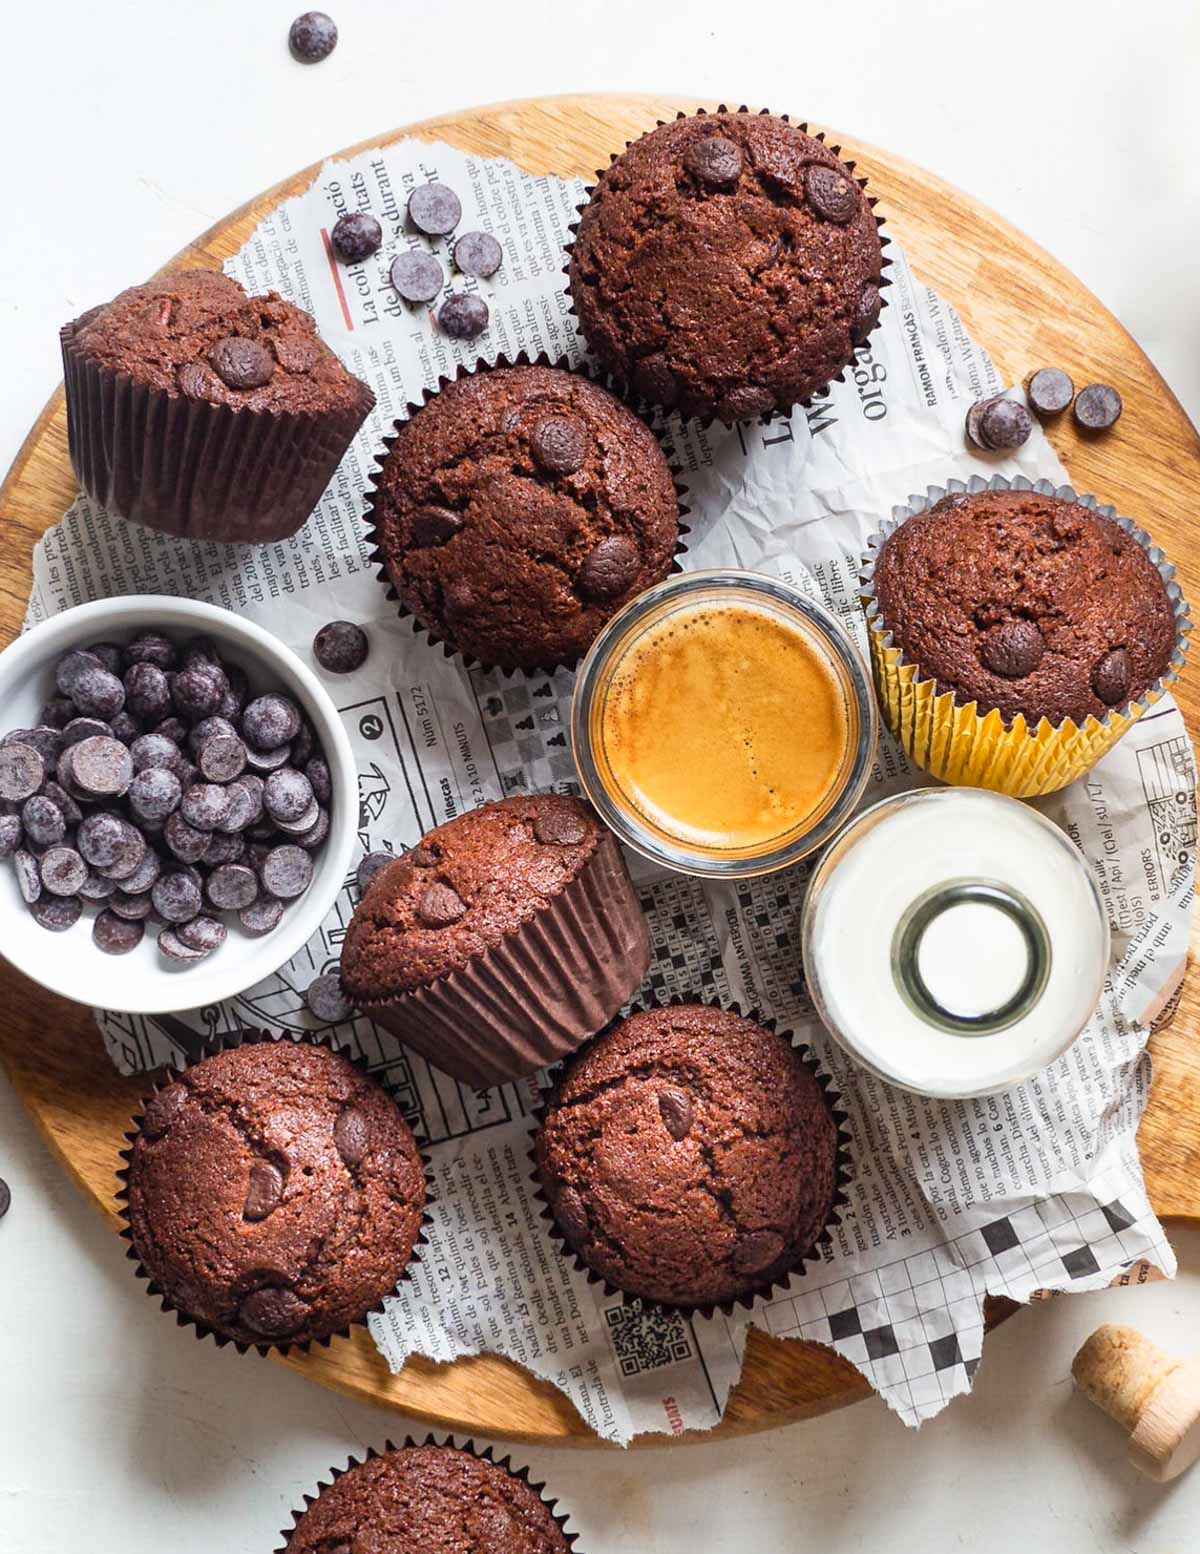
[{"left": 569, "top": 111, "right": 886, "bottom": 423}]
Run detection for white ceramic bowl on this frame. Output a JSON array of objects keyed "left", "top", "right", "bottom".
[{"left": 0, "top": 596, "right": 355, "bottom": 1013}]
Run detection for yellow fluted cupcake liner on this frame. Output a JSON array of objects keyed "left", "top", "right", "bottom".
[{"left": 860, "top": 475, "right": 1191, "bottom": 798}]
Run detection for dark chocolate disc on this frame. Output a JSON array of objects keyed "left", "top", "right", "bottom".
[
  {"left": 657, "top": 1087, "right": 693, "bottom": 1141},
  {"left": 390, "top": 250, "right": 445, "bottom": 305},
  {"left": 683, "top": 135, "right": 744, "bottom": 190},
  {"left": 803, "top": 164, "right": 859, "bottom": 224},
  {"left": 1026, "top": 367, "right": 1075, "bottom": 418},
  {"left": 410, "top": 505, "right": 463, "bottom": 548},
  {"left": 578, "top": 535, "right": 640, "bottom": 601},
  {"left": 407, "top": 182, "right": 462, "bottom": 236},
  {"left": 530, "top": 414, "right": 587, "bottom": 476},
  {"left": 416, "top": 882, "right": 467, "bottom": 927},
  {"left": 980, "top": 620, "right": 1045, "bottom": 679},
  {"left": 1074, "top": 382, "right": 1123, "bottom": 432},
  {"left": 209, "top": 337, "right": 275, "bottom": 391},
  {"left": 1092, "top": 647, "right": 1133, "bottom": 707},
  {"left": 437, "top": 292, "right": 489, "bottom": 341},
  {"left": 452, "top": 230, "right": 503, "bottom": 278},
  {"left": 331, "top": 211, "right": 382, "bottom": 263}
]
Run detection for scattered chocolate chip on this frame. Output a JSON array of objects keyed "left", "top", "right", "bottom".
[
  {"left": 304, "top": 972, "right": 354, "bottom": 1025},
  {"left": 128, "top": 767, "right": 182, "bottom": 824},
  {"left": 978, "top": 396, "right": 1033, "bottom": 451},
  {"left": 390, "top": 250, "right": 445, "bottom": 305},
  {"left": 732, "top": 1229, "right": 786, "bottom": 1275},
  {"left": 332, "top": 1104, "right": 369, "bottom": 1167},
  {"left": 437, "top": 292, "right": 489, "bottom": 341},
  {"left": 357, "top": 851, "right": 394, "bottom": 891},
  {"left": 533, "top": 807, "right": 588, "bottom": 846},
  {"left": 243, "top": 1161, "right": 285, "bottom": 1222},
  {"left": 313, "top": 620, "right": 369, "bottom": 675},
  {"left": 416, "top": 881, "right": 466, "bottom": 927},
  {"left": 657, "top": 1087, "right": 693, "bottom": 1140},
  {"left": 0, "top": 743, "right": 44, "bottom": 802},
  {"left": 633, "top": 353, "right": 678, "bottom": 407},
  {"left": 554, "top": 1185, "right": 589, "bottom": 1247},
  {"left": 452, "top": 230, "right": 502, "bottom": 278},
  {"left": 331, "top": 210, "right": 382, "bottom": 263},
  {"left": 288, "top": 9, "right": 337, "bottom": 61},
  {"left": 31, "top": 895, "right": 81, "bottom": 932},
  {"left": 142, "top": 1084, "right": 187, "bottom": 1138},
  {"left": 1092, "top": 647, "right": 1133, "bottom": 707},
  {"left": 578, "top": 535, "right": 640, "bottom": 602},
  {"left": 804, "top": 164, "right": 859, "bottom": 224},
  {"left": 239, "top": 897, "right": 285, "bottom": 936},
  {"left": 410, "top": 505, "right": 463, "bottom": 548},
  {"left": 530, "top": 414, "right": 587, "bottom": 476},
  {"left": 40, "top": 846, "right": 87, "bottom": 897},
  {"left": 238, "top": 1285, "right": 309, "bottom": 1338},
  {"left": 205, "top": 863, "right": 258, "bottom": 910},
  {"left": 176, "top": 916, "right": 228, "bottom": 953},
  {"left": 272, "top": 332, "right": 321, "bottom": 375},
  {"left": 261, "top": 845, "right": 313, "bottom": 899},
  {"left": 852, "top": 283, "right": 882, "bottom": 345},
  {"left": 94, "top": 910, "right": 144, "bottom": 954},
  {"left": 1025, "top": 367, "right": 1075, "bottom": 418},
  {"left": 683, "top": 134, "right": 744, "bottom": 189},
  {"left": 980, "top": 620, "right": 1045, "bottom": 679},
  {"left": 21, "top": 795, "right": 65, "bottom": 849},
  {"left": 13, "top": 850, "right": 40, "bottom": 904},
  {"left": 1074, "top": 382, "right": 1123, "bottom": 433},
  {"left": 242, "top": 694, "right": 302, "bottom": 750},
  {"left": 209, "top": 337, "right": 275, "bottom": 392},
  {"left": 408, "top": 843, "right": 438, "bottom": 868},
  {"left": 152, "top": 872, "right": 203, "bottom": 924},
  {"left": 177, "top": 363, "right": 219, "bottom": 400},
  {"left": 408, "top": 182, "right": 462, "bottom": 236}
]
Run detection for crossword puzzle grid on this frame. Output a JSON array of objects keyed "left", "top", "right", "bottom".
[{"left": 473, "top": 667, "right": 578, "bottom": 795}]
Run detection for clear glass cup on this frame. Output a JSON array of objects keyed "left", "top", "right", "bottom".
[{"left": 570, "top": 569, "right": 878, "bottom": 878}]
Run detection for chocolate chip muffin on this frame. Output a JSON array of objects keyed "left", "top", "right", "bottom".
[
  {"left": 365, "top": 362, "right": 681, "bottom": 670},
  {"left": 123, "top": 1036, "right": 425, "bottom": 1349},
  {"left": 340, "top": 793, "right": 650, "bottom": 1089},
  {"left": 284, "top": 1443, "right": 572, "bottom": 1554},
  {"left": 62, "top": 270, "right": 374, "bottom": 543},
  {"left": 872, "top": 488, "right": 1178, "bottom": 725},
  {"left": 568, "top": 110, "right": 885, "bottom": 423},
  {"left": 535, "top": 1004, "right": 841, "bottom": 1310}
]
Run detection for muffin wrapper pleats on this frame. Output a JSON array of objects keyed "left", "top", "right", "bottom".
[
  {"left": 563, "top": 103, "right": 893, "bottom": 430},
  {"left": 359, "top": 832, "right": 650, "bottom": 1090},
  {"left": 61, "top": 312, "right": 374, "bottom": 544},
  {"left": 277, "top": 1435, "right": 581, "bottom": 1554},
  {"left": 861, "top": 474, "right": 1192, "bottom": 798},
  {"left": 529, "top": 997, "right": 853, "bottom": 1322},
  {"left": 114, "top": 1027, "right": 435, "bottom": 1358},
  {"left": 360, "top": 348, "right": 691, "bottom": 676}
]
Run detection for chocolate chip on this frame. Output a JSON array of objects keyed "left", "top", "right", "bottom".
[
  {"left": 978, "top": 397, "right": 1033, "bottom": 451},
  {"left": 122, "top": 850, "right": 162, "bottom": 895},
  {"left": 273, "top": 332, "right": 322, "bottom": 375},
  {"left": 298, "top": 972, "right": 352, "bottom": 1025},
  {"left": 554, "top": 1185, "right": 589, "bottom": 1247},
  {"left": 0, "top": 1177, "right": 8, "bottom": 1218},
  {"left": 243, "top": 742, "right": 292, "bottom": 774},
  {"left": 531, "top": 414, "right": 587, "bottom": 476},
  {"left": 578, "top": 535, "right": 640, "bottom": 602},
  {"left": 55, "top": 649, "right": 101, "bottom": 698},
  {"left": 242, "top": 694, "right": 302, "bottom": 750},
  {"left": 197, "top": 733, "right": 246, "bottom": 784},
  {"left": 0, "top": 744, "right": 44, "bottom": 802},
  {"left": 261, "top": 844, "right": 313, "bottom": 899},
  {"left": 209, "top": 337, "right": 275, "bottom": 391},
  {"left": 289, "top": 722, "right": 315, "bottom": 767},
  {"left": 238, "top": 897, "right": 285, "bottom": 936},
  {"left": 294, "top": 807, "right": 330, "bottom": 852},
  {"left": 452, "top": 230, "right": 502, "bottom": 278},
  {"left": 410, "top": 505, "right": 463, "bottom": 548},
  {"left": 39, "top": 697, "right": 76, "bottom": 730},
  {"left": 128, "top": 767, "right": 182, "bottom": 823},
  {"left": 93, "top": 911, "right": 144, "bottom": 954},
  {"left": 141, "top": 1084, "right": 187, "bottom": 1139},
  {"left": 357, "top": 851, "right": 394, "bottom": 891},
  {"left": 683, "top": 134, "right": 744, "bottom": 189},
  {"left": 126, "top": 634, "right": 177, "bottom": 670},
  {"left": 0, "top": 815, "right": 21, "bottom": 859},
  {"left": 31, "top": 895, "right": 81, "bottom": 932},
  {"left": 77, "top": 813, "right": 125, "bottom": 869},
  {"left": 202, "top": 831, "right": 244, "bottom": 866},
  {"left": 437, "top": 292, "right": 489, "bottom": 341},
  {"left": 238, "top": 1286, "right": 309, "bottom": 1339},
  {"left": 408, "top": 182, "right": 462, "bottom": 236},
  {"left": 164, "top": 810, "right": 210, "bottom": 863},
  {"left": 1092, "top": 647, "right": 1133, "bottom": 707},
  {"left": 720, "top": 384, "right": 775, "bottom": 421},
  {"left": 533, "top": 806, "right": 588, "bottom": 846},
  {"left": 1026, "top": 367, "right": 1075, "bottom": 418},
  {"left": 124, "top": 663, "right": 171, "bottom": 723},
  {"left": 243, "top": 1161, "right": 285, "bottom": 1222},
  {"left": 416, "top": 882, "right": 466, "bottom": 927},
  {"left": 130, "top": 733, "right": 178, "bottom": 775},
  {"left": 288, "top": 8, "right": 337, "bottom": 60},
  {"left": 276, "top": 799, "right": 321, "bottom": 836},
  {"left": 264, "top": 768, "right": 314, "bottom": 824},
  {"left": 72, "top": 736, "right": 134, "bottom": 797},
  {"left": 633, "top": 353, "right": 678, "bottom": 407},
  {"left": 13, "top": 850, "right": 40, "bottom": 904},
  {"left": 217, "top": 779, "right": 262, "bottom": 835},
  {"left": 852, "top": 283, "right": 882, "bottom": 345},
  {"left": 176, "top": 916, "right": 228, "bottom": 953},
  {"left": 408, "top": 843, "right": 438, "bottom": 868},
  {"left": 157, "top": 929, "right": 210, "bottom": 962},
  {"left": 981, "top": 620, "right": 1045, "bottom": 679},
  {"left": 61, "top": 717, "right": 111, "bottom": 749},
  {"left": 205, "top": 863, "right": 258, "bottom": 910},
  {"left": 21, "top": 795, "right": 65, "bottom": 849},
  {"left": 331, "top": 210, "right": 382, "bottom": 263},
  {"left": 71, "top": 667, "right": 126, "bottom": 720},
  {"left": 173, "top": 666, "right": 225, "bottom": 720},
  {"left": 732, "top": 1229, "right": 786, "bottom": 1275},
  {"left": 388, "top": 249, "right": 445, "bottom": 306},
  {"left": 313, "top": 620, "right": 369, "bottom": 675},
  {"left": 804, "top": 164, "right": 859, "bottom": 224},
  {"left": 153, "top": 717, "right": 189, "bottom": 746},
  {"left": 78, "top": 871, "right": 117, "bottom": 902},
  {"left": 98, "top": 821, "right": 146, "bottom": 881},
  {"left": 303, "top": 759, "right": 331, "bottom": 808},
  {"left": 40, "top": 846, "right": 87, "bottom": 897},
  {"left": 152, "top": 871, "right": 203, "bottom": 924},
  {"left": 1074, "top": 382, "right": 1123, "bottom": 433},
  {"left": 177, "top": 362, "right": 219, "bottom": 400},
  {"left": 109, "top": 889, "right": 153, "bottom": 922},
  {"left": 332, "top": 1104, "right": 369, "bottom": 1167},
  {"left": 109, "top": 712, "right": 141, "bottom": 746},
  {"left": 657, "top": 1087, "right": 693, "bottom": 1141},
  {"left": 181, "top": 783, "right": 232, "bottom": 832}
]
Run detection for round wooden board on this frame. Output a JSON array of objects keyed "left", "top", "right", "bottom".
[{"left": 1, "top": 94, "right": 1198, "bottom": 1447}]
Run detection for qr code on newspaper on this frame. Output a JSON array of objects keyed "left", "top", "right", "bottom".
[{"left": 604, "top": 1301, "right": 695, "bottom": 1376}]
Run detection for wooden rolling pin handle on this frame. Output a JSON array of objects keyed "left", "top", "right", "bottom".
[{"left": 1073, "top": 1324, "right": 1200, "bottom": 1482}]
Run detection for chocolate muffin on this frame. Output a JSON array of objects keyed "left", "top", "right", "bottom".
[
  {"left": 123, "top": 1037, "right": 425, "bottom": 1348},
  {"left": 535, "top": 1004, "right": 841, "bottom": 1309},
  {"left": 365, "top": 362, "right": 681, "bottom": 670},
  {"left": 284, "top": 1443, "right": 572, "bottom": 1554},
  {"left": 62, "top": 270, "right": 374, "bottom": 543},
  {"left": 568, "top": 110, "right": 885, "bottom": 423},
  {"left": 871, "top": 487, "right": 1178, "bottom": 725},
  {"left": 340, "top": 793, "right": 649, "bottom": 1089}
]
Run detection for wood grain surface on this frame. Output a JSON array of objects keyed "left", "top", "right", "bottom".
[{"left": 0, "top": 94, "right": 1197, "bottom": 1446}]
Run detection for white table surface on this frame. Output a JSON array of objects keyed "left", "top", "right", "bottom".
[{"left": 1, "top": 3, "right": 1198, "bottom": 1550}]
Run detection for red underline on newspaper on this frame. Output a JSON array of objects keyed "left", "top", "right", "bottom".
[{"left": 321, "top": 229, "right": 354, "bottom": 331}]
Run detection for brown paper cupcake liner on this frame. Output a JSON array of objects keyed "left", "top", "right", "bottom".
[
  {"left": 529, "top": 995, "right": 852, "bottom": 1321},
  {"left": 563, "top": 103, "right": 893, "bottom": 431},
  {"left": 860, "top": 474, "right": 1192, "bottom": 797},
  {"left": 61, "top": 313, "right": 374, "bottom": 545},
  {"left": 361, "top": 348, "right": 691, "bottom": 676},
  {"left": 276, "top": 1434, "right": 581, "bottom": 1554},
  {"left": 115, "top": 1026, "right": 436, "bottom": 1358},
  {"left": 358, "top": 827, "right": 650, "bottom": 1091}
]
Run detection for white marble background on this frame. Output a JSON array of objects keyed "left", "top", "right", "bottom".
[{"left": 1, "top": 2, "right": 1198, "bottom": 1550}]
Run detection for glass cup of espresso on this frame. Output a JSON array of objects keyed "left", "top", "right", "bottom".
[{"left": 571, "top": 570, "right": 878, "bottom": 877}]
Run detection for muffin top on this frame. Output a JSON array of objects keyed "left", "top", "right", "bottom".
[
  {"left": 872, "top": 488, "right": 1178, "bottom": 725},
  {"left": 285, "top": 1444, "right": 570, "bottom": 1554},
  {"left": 368, "top": 364, "right": 680, "bottom": 670},
  {"left": 68, "top": 270, "right": 373, "bottom": 417},
  {"left": 340, "top": 794, "right": 605, "bottom": 1000},
  {"left": 568, "top": 111, "right": 884, "bottom": 423},
  {"left": 126, "top": 1038, "right": 425, "bottom": 1347},
  {"left": 535, "top": 1004, "right": 839, "bottom": 1308}
]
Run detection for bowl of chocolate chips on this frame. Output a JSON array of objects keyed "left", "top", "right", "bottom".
[{"left": 0, "top": 597, "right": 355, "bottom": 1012}]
